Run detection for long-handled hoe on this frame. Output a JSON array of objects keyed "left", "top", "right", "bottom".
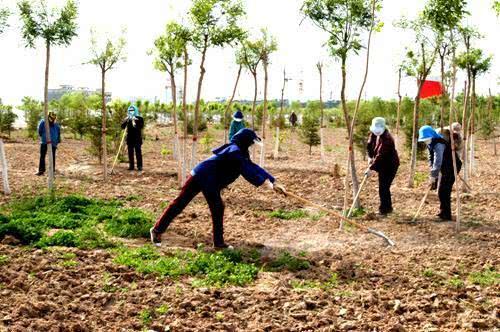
[
  {"left": 110, "top": 129, "right": 127, "bottom": 175},
  {"left": 279, "top": 190, "right": 395, "bottom": 247},
  {"left": 346, "top": 168, "right": 370, "bottom": 218},
  {"left": 411, "top": 185, "right": 432, "bottom": 223}
]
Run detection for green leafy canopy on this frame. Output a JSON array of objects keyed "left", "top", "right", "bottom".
[
  {"left": 18, "top": 0, "right": 78, "bottom": 48},
  {"left": 87, "top": 28, "right": 127, "bottom": 73},
  {"left": 150, "top": 22, "right": 190, "bottom": 75}
]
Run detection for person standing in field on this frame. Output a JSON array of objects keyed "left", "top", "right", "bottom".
[
  {"left": 289, "top": 111, "right": 298, "bottom": 128},
  {"left": 121, "top": 105, "right": 144, "bottom": 172},
  {"left": 228, "top": 110, "right": 245, "bottom": 141},
  {"left": 150, "top": 128, "right": 285, "bottom": 249},
  {"left": 36, "top": 112, "right": 61, "bottom": 176},
  {"left": 366, "top": 117, "right": 400, "bottom": 215},
  {"left": 418, "top": 125, "right": 462, "bottom": 221}
]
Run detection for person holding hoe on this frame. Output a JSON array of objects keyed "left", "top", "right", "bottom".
[
  {"left": 228, "top": 109, "right": 245, "bottom": 141},
  {"left": 121, "top": 105, "right": 144, "bottom": 172},
  {"left": 150, "top": 128, "right": 285, "bottom": 248},
  {"left": 418, "top": 125, "right": 462, "bottom": 221},
  {"left": 36, "top": 112, "right": 61, "bottom": 176},
  {"left": 366, "top": 117, "right": 400, "bottom": 215}
]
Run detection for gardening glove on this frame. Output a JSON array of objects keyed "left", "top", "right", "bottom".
[
  {"left": 429, "top": 176, "right": 438, "bottom": 190},
  {"left": 365, "top": 169, "right": 374, "bottom": 177},
  {"left": 264, "top": 179, "right": 274, "bottom": 191},
  {"left": 132, "top": 119, "right": 137, "bottom": 127},
  {"left": 273, "top": 182, "right": 287, "bottom": 195}
]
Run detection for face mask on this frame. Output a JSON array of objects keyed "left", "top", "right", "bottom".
[
  {"left": 371, "top": 127, "right": 384, "bottom": 136},
  {"left": 423, "top": 138, "right": 432, "bottom": 145},
  {"left": 128, "top": 111, "right": 135, "bottom": 117}
]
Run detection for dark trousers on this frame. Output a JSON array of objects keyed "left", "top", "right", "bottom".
[
  {"left": 153, "top": 176, "right": 225, "bottom": 246},
  {"left": 127, "top": 143, "right": 143, "bottom": 170},
  {"left": 378, "top": 167, "right": 398, "bottom": 214},
  {"left": 438, "top": 172, "right": 456, "bottom": 218},
  {"left": 39, "top": 144, "right": 56, "bottom": 173}
]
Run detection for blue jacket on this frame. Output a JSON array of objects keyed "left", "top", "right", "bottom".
[
  {"left": 38, "top": 120, "right": 61, "bottom": 148},
  {"left": 427, "top": 137, "right": 462, "bottom": 178},
  {"left": 192, "top": 129, "right": 275, "bottom": 192}
]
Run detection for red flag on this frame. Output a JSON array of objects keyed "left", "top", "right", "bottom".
[{"left": 419, "top": 80, "right": 443, "bottom": 99}]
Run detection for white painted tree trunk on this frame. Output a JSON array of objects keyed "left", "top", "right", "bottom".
[
  {"left": 0, "top": 140, "right": 10, "bottom": 195},
  {"left": 259, "top": 141, "right": 265, "bottom": 167},
  {"left": 273, "top": 126, "right": 280, "bottom": 159},
  {"left": 469, "top": 133, "right": 475, "bottom": 176},
  {"left": 320, "top": 127, "right": 325, "bottom": 162},
  {"left": 190, "top": 140, "right": 198, "bottom": 170}
]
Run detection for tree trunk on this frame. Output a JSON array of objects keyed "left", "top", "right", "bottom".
[
  {"left": 461, "top": 71, "right": 471, "bottom": 187},
  {"left": 101, "top": 68, "right": 108, "bottom": 181},
  {"left": 224, "top": 65, "right": 242, "bottom": 144},
  {"left": 318, "top": 64, "right": 325, "bottom": 162},
  {"left": 469, "top": 75, "right": 477, "bottom": 176},
  {"left": 340, "top": 56, "right": 360, "bottom": 214},
  {"left": 342, "top": 0, "right": 376, "bottom": 216},
  {"left": 448, "top": 51, "right": 461, "bottom": 232},
  {"left": 274, "top": 68, "right": 286, "bottom": 160},
  {"left": 407, "top": 83, "right": 424, "bottom": 188},
  {"left": 260, "top": 61, "right": 269, "bottom": 166},
  {"left": 439, "top": 52, "right": 446, "bottom": 131},
  {"left": 191, "top": 39, "right": 208, "bottom": 169},
  {"left": 44, "top": 42, "right": 55, "bottom": 192},
  {"left": 488, "top": 89, "right": 496, "bottom": 156},
  {"left": 395, "top": 68, "right": 402, "bottom": 150},
  {"left": 169, "top": 69, "right": 182, "bottom": 187},
  {"left": 181, "top": 47, "right": 189, "bottom": 183},
  {"left": 251, "top": 72, "right": 258, "bottom": 160}
]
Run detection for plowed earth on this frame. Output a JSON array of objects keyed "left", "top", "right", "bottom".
[{"left": 0, "top": 127, "right": 498, "bottom": 331}]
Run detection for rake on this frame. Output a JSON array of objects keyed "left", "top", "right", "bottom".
[
  {"left": 110, "top": 129, "right": 127, "bottom": 175},
  {"left": 280, "top": 189, "right": 395, "bottom": 247}
]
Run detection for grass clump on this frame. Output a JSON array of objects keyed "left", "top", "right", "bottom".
[
  {"left": 265, "top": 251, "right": 310, "bottom": 272},
  {"left": 468, "top": 267, "right": 499, "bottom": 286},
  {"left": 0, "top": 255, "right": 8, "bottom": 265},
  {"left": 105, "top": 208, "right": 152, "bottom": 238},
  {"left": 139, "top": 309, "right": 153, "bottom": 326},
  {"left": 114, "top": 245, "right": 259, "bottom": 287},
  {"left": 423, "top": 268, "right": 435, "bottom": 278},
  {"left": 290, "top": 273, "right": 338, "bottom": 290},
  {"left": 269, "top": 209, "right": 308, "bottom": 220},
  {"left": 448, "top": 275, "right": 464, "bottom": 288}
]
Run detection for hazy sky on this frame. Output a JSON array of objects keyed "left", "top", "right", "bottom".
[{"left": 1, "top": 0, "right": 499, "bottom": 106}]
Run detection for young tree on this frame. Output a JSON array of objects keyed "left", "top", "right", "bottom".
[
  {"left": 87, "top": 29, "right": 126, "bottom": 180},
  {"left": 18, "top": 0, "right": 78, "bottom": 191},
  {"left": 239, "top": 37, "right": 263, "bottom": 131},
  {"left": 188, "top": 0, "right": 246, "bottom": 168},
  {"left": 395, "top": 67, "right": 402, "bottom": 149},
  {"left": 397, "top": 16, "right": 439, "bottom": 188},
  {"left": 258, "top": 28, "right": 278, "bottom": 166},
  {"left": 273, "top": 68, "right": 291, "bottom": 160},
  {"left": 0, "top": 105, "right": 17, "bottom": 137},
  {"left": 424, "top": 0, "right": 468, "bottom": 131},
  {"left": 19, "top": 96, "right": 42, "bottom": 139},
  {"left": 150, "top": 21, "right": 190, "bottom": 186},
  {"left": 302, "top": 0, "right": 374, "bottom": 206},
  {"left": 494, "top": 0, "right": 500, "bottom": 16},
  {"left": 300, "top": 114, "right": 321, "bottom": 154},
  {"left": 456, "top": 48, "right": 492, "bottom": 175}
]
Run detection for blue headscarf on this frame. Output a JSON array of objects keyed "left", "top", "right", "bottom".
[
  {"left": 418, "top": 125, "right": 442, "bottom": 142},
  {"left": 128, "top": 105, "right": 139, "bottom": 117}
]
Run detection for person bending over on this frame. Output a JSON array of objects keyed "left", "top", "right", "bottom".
[{"left": 150, "top": 128, "right": 285, "bottom": 248}]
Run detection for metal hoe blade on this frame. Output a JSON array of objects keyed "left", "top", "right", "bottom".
[{"left": 367, "top": 228, "right": 395, "bottom": 247}]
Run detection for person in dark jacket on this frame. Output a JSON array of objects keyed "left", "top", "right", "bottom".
[
  {"left": 289, "top": 112, "right": 298, "bottom": 127},
  {"left": 228, "top": 110, "right": 245, "bottom": 141},
  {"left": 36, "top": 112, "right": 61, "bottom": 176},
  {"left": 121, "top": 105, "right": 144, "bottom": 171},
  {"left": 366, "top": 117, "right": 400, "bottom": 215},
  {"left": 418, "top": 125, "right": 462, "bottom": 221},
  {"left": 150, "top": 128, "right": 285, "bottom": 248}
]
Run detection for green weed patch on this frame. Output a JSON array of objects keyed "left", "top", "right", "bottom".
[
  {"left": 265, "top": 251, "right": 311, "bottom": 272},
  {"left": 269, "top": 209, "right": 308, "bottom": 220},
  {"left": 114, "top": 245, "right": 259, "bottom": 287},
  {"left": 0, "top": 194, "right": 140, "bottom": 248},
  {"left": 468, "top": 267, "right": 499, "bottom": 286}
]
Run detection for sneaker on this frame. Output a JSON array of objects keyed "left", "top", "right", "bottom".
[
  {"left": 150, "top": 227, "right": 162, "bottom": 247},
  {"left": 35, "top": 171, "right": 44, "bottom": 176},
  {"left": 436, "top": 213, "right": 452, "bottom": 222}
]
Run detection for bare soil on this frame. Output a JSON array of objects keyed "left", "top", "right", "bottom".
[{"left": 0, "top": 127, "right": 498, "bottom": 331}]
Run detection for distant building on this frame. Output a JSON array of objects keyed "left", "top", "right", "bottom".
[{"left": 48, "top": 85, "right": 112, "bottom": 103}]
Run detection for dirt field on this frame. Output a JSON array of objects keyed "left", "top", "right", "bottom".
[{"left": 1, "top": 127, "right": 499, "bottom": 331}]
